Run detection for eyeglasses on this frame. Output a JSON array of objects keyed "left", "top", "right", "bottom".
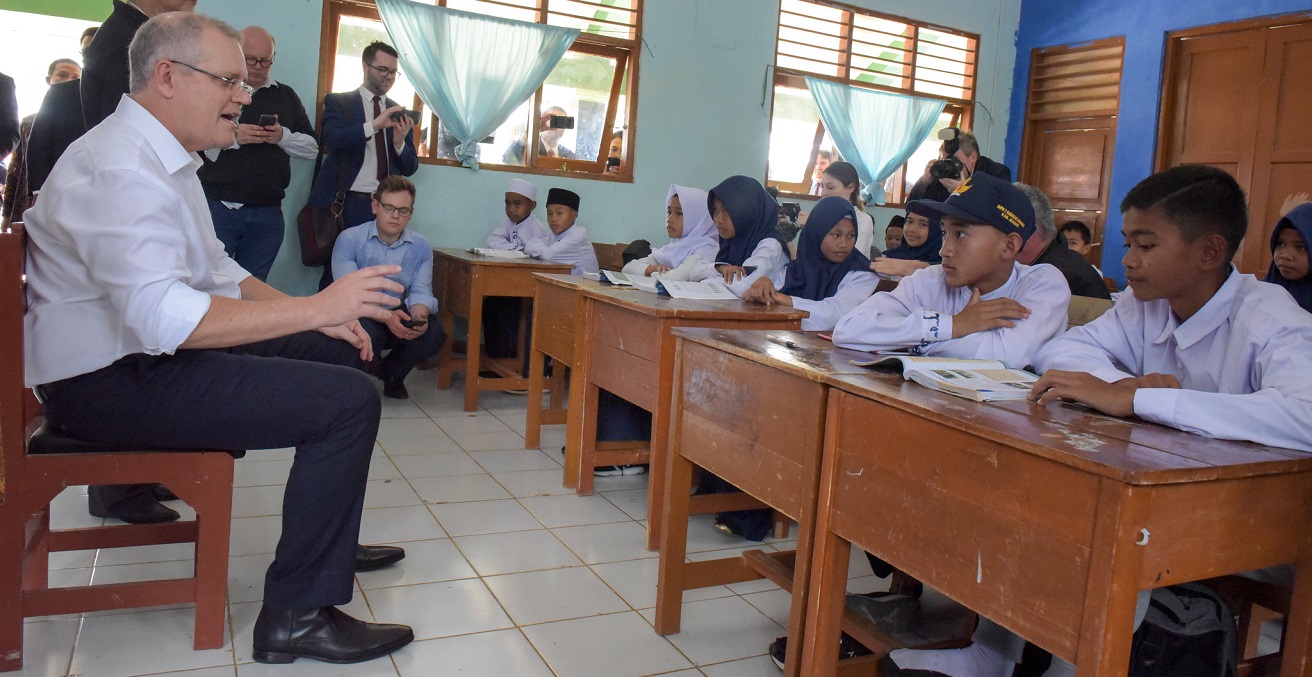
[
  {"left": 377, "top": 202, "right": 414, "bottom": 217},
  {"left": 245, "top": 56, "right": 275, "bottom": 68},
  {"left": 168, "top": 60, "right": 254, "bottom": 97},
  {"left": 367, "top": 63, "right": 399, "bottom": 79}
]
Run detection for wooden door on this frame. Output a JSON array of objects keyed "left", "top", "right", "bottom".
[
  {"left": 1020, "top": 38, "right": 1124, "bottom": 268},
  {"left": 1158, "top": 14, "right": 1312, "bottom": 274}
]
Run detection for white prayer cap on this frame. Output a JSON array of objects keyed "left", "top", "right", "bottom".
[{"left": 506, "top": 178, "right": 537, "bottom": 201}]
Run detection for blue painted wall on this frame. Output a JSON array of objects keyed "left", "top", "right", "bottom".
[{"left": 1005, "top": 0, "right": 1312, "bottom": 284}]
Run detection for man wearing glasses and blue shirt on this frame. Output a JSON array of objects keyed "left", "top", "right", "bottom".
[
  {"left": 309, "top": 40, "right": 418, "bottom": 288},
  {"left": 332, "top": 175, "right": 444, "bottom": 400}
]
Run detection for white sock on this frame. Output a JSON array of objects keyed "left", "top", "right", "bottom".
[
  {"left": 1042, "top": 657, "right": 1076, "bottom": 677},
  {"left": 888, "top": 642, "right": 1016, "bottom": 677}
]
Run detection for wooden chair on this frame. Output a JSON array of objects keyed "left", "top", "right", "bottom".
[
  {"left": 1204, "top": 575, "right": 1291, "bottom": 677},
  {"left": 0, "top": 224, "right": 237, "bottom": 672},
  {"left": 592, "top": 242, "right": 627, "bottom": 272},
  {"left": 1066, "top": 295, "right": 1114, "bottom": 329}
]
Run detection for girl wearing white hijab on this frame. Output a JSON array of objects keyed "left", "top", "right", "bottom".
[{"left": 622, "top": 184, "right": 719, "bottom": 281}]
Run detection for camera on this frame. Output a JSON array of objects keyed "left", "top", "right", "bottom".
[
  {"left": 391, "top": 109, "right": 422, "bottom": 125},
  {"left": 776, "top": 202, "right": 802, "bottom": 242},
  {"left": 546, "top": 115, "right": 575, "bottom": 129},
  {"left": 257, "top": 114, "right": 278, "bottom": 127},
  {"left": 929, "top": 126, "right": 964, "bottom": 180}
]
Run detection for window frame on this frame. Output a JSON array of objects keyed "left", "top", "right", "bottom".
[
  {"left": 317, "top": 0, "right": 641, "bottom": 182},
  {"left": 767, "top": 0, "right": 979, "bottom": 206}
]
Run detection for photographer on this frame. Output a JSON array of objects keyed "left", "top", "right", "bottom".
[{"left": 908, "top": 128, "right": 1011, "bottom": 203}]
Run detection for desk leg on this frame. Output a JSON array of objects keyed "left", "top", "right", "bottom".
[
  {"left": 1077, "top": 481, "right": 1147, "bottom": 676},
  {"left": 801, "top": 528, "right": 851, "bottom": 677},
  {"left": 577, "top": 380, "right": 601, "bottom": 496},
  {"left": 436, "top": 307, "right": 454, "bottom": 390},
  {"left": 645, "top": 334, "right": 678, "bottom": 551},
  {"left": 0, "top": 502, "right": 24, "bottom": 671},
  {"left": 463, "top": 289, "right": 484, "bottom": 412},
  {"left": 525, "top": 348, "right": 546, "bottom": 449},
  {"left": 562, "top": 365, "right": 584, "bottom": 489},
  {"left": 1281, "top": 526, "right": 1312, "bottom": 677},
  {"left": 655, "top": 440, "right": 694, "bottom": 635}
]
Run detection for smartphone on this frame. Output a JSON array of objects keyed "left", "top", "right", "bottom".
[
  {"left": 392, "top": 109, "right": 422, "bottom": 126},
  {"left": 258, "top": 113, "right": 278, "bottom": 126},
  {"left": 546, "top": 115, "right": 575, "bottom": 129},
  {"left": 401, "top": 318, "right": 428, "bottom": 329}
]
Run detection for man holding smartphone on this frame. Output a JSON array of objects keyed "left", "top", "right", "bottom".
[
  {"left": 331, "top": 176, "right": 444, "bottom": 400},
  {"left": 199, "top": 26, "right": 318, "bottom": 281}
]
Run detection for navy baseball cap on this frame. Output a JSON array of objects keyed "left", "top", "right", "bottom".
[{"left": 907, "top": 173, "right": 1036, "bottom": 245}]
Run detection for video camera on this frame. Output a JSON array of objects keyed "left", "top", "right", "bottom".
[{"left": 929, "top": 127, "right": 965, "bottom": 181}]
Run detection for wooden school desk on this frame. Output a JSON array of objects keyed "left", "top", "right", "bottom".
[
  {"left": 432, "top": 249, "right": 573, "bottom": 412},
  {"left": 565, "top": 286, "right": 807, "bottom": 549},
  {"left": 523, "top": 274, "right": 608, "bottom": 473},
  {"left": 657, "top": 328, "right": 911, "bottom": 677},
  {"left": 801, "top": 370, "right": 1312, "bottom": 676}
]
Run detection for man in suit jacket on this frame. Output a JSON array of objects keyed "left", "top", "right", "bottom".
[
  {"left": 309, "top": 41, "right": 417, "bottom": 268},
  {"left": 81, "top": 0, "right": 197, "bottom": 131},
  {"left": 0, "top": 72, "right": 17, "bottom": 160}
]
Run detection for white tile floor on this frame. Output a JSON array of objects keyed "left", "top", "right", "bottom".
[{"left": 11, "top": 368, "right": 1280, "bottom": 676}]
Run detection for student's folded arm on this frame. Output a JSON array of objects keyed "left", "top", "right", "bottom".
[
  {"left": 684, "top": 259, "right": 720, "bottom": 282},
  {"left": 831, "top": 284, "right": 935, "bottom": 352},
  {"left": 1033, "top": 298, "right": 1142, "bottom": 382},
  {"left": 726, "top": 239, "right": 787, "bottom": 296},
  {"left": 943, "top": 266, "right": 1072, "bottom": 368},
  {"left": 485, "top": 226, "right": 515, "bottom": 249},
  {"left": 622, "top": 256, "right": 654, "bottom": 276},
  {"left": 793, "top": 270, "right": 880, "bottom": 332},
  {"left": 1133, "top": 329, "right": 1312, "bottom": 453}
]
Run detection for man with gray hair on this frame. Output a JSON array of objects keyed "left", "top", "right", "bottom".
[
  {"left": 23, "top": 13, "right": 414, "bottom": 664},
  {"left": 1014, "top": 182, "right": 1111, "bottom": 299}
]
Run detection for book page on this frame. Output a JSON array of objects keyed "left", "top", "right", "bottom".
[
  {"left": 602, "top": 270, "right": 633, "bottom": 285},
  {"left": 469, "top": 247, "right": 529, "bottom": 259},
  {"left": 906, "top": 367, "right": 1037, "bottom": 401},
  {"left": 658, "top": 279, "right": 738, "bottom": 300},
  {"left": 851, "top": 355, "right": 1007, "bottom": 370}
]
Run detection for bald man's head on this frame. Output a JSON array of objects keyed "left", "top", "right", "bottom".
[{"left": 241, "top": 25, "right": 275, "bottom": 88}]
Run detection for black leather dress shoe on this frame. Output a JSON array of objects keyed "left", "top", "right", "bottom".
[
  {"left": 252, "top": 605, "right": 414, "bottom": 664},
  {"left": 149, "top": 483, "right": 179, "bottom": 502},
  {"left": 88, "top": 490, "right": 180, "bottom": 524},
  {"left": 354, "top": 544, "right": 405, "bottom": 572}
]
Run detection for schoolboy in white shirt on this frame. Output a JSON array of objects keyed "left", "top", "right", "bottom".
[
  {"left": 486, "top": 178, "right": 548, "bottom": 250},
  {"left": 524, "top": 187, "right": 600, "bottom": 275},
  {"left": 833, "top": 172, "right": 1070, "bottom": 369}
]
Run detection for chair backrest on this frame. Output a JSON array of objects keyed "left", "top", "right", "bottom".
[
  {"left": 592, "top": 242, "right": 626, "bottom": 272},
  {"left": 1067, "top": 295, "right": 1114, "bottom": 329}
]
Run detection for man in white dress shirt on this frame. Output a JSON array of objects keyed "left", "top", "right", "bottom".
[{"left": 23, "top": 13, "right": 413, "bottom": 664}]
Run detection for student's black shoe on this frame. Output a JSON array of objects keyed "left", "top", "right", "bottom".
[
  {"left": 594, "top": 464, "right": 646, "bottom": 477},
  {"left": 251, "top": 605, "right": 414, "bottom": 664},
  {"left": 768, "top": 633, "right": 872, "bottom": 670},
  {"left": 148, "top": 483, "right": 179, "bottom": 502},
  {"left": 382, "top": 379, "right": 409, "bottom": 400},
  {"left": 353, "top": 544, "right": 406, "bottom": 572},
  {"left": 89, "top": 489, "right": 180, "bottom": 524}
]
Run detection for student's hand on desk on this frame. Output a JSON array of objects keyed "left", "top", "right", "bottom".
[
  {"left": 951, "top": 287, "right": 1030, "bottom": 337},
  {"left": 319, "top": 320, "right": 374, "bottom": 362},
  {"left": 717, "top": 264, "right": 748, "bottom": 283},
  {"left": 740, "top": 277, "right": 780, "bottom": 305},
  {"left": 319, "top": 265, "right": 404, "bottom": 326},
  {"left": 1028, "top": 370, "right": 1181, "bottom": 418},
  {"left": 644, "top": 264, "right": 670, "bottom": 276}
]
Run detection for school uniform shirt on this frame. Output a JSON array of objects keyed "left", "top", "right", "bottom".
[
  {"left": 832, "top": 262, "right": 1071, "bottom": 369},
  {"left": 330, "top": 221, "right": 438, "bottom": 312},
  {"left": 1034, "top": 269, "right": 1312, "bottom": 452},
  {"left": 486, "top": 214, "right": 549, "bottom": 251},
  {"left": 523, "top": 225, "right": 600, "bottom": 275},
  {"left": 685, "top": 238, "right": 790, "bottom": 295},
  {"left": 24, "top": 96, "right": 250, "bottom": 386},
  {"left": 794, "top": 270, "right": 880, "bottom": 331},
  {"left": 854, "top": 210, "right": 876, "bottom": 260}
]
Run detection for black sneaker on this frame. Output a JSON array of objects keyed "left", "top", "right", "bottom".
[
  {"left": 594, "top": 464, "right": 646, "bottom": 477},
  {"left": 382, "top": 379, "right": 409, "bottom": 400},
  {"left": 768, "top": 633, "right": 871, "bottom": 670}
]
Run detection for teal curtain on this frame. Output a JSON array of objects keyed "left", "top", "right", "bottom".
[
  {"left": 376, "top": 0, "right": 579, "bottom": 168},
  {"left": 805, "top": 76, "right": 945, "bottom": 204}
]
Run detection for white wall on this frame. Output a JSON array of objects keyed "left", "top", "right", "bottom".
[{"left": 201, "top": 0, "right": 1023, "bottom": 295}]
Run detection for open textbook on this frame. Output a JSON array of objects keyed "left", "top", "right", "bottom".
[
  {"left": 602, "top": 270, "right": 661, "bottom": 293},
  {"left": 602, "top": 272, "right": 739, "bottom": 298},
  {"left": 468, "top": 247, "right": 529, "bottom": 259},
  {"left": 852, "top": 355, "right": 1038, "bottom": 402}
]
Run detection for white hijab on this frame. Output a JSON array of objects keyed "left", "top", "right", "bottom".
[{"left": 651, "top": 184, "right": 719, "bottom": 268}]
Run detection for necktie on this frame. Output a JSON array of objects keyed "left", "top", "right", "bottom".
[{"left": 373, "top": 96, "right": 387, "bottom": 181}]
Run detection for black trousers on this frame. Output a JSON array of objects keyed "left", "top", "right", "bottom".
[
  {"left": 359, "top": 318, "right": 446, "bottom": 382},
  {"left": 41, "top": 332, "right": 378, "bottom": 610}
]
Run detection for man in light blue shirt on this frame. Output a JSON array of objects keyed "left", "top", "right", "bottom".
[{"left": 332, "top": 175, "right": 444, "bottom": 399}]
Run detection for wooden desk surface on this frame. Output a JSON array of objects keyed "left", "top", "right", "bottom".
[
  {"left": 434, "top": 248, "right": 577, "bottom": 271},
  {"left": 804, "top": 371, "right": 1312, "bottom": 676},
  {"left": 580, "top": 284, "right": 811, "bottom": 321},
  {"left": 825, "top": 371, "right": 1312, "bottom": 485},
  {"left": 669, "top": 328, "right": 872, "bottom": 382}
]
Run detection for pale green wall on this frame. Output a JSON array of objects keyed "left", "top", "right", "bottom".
[{"left": 3, "top": 0, "right": 1023, "bottom": 296}]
